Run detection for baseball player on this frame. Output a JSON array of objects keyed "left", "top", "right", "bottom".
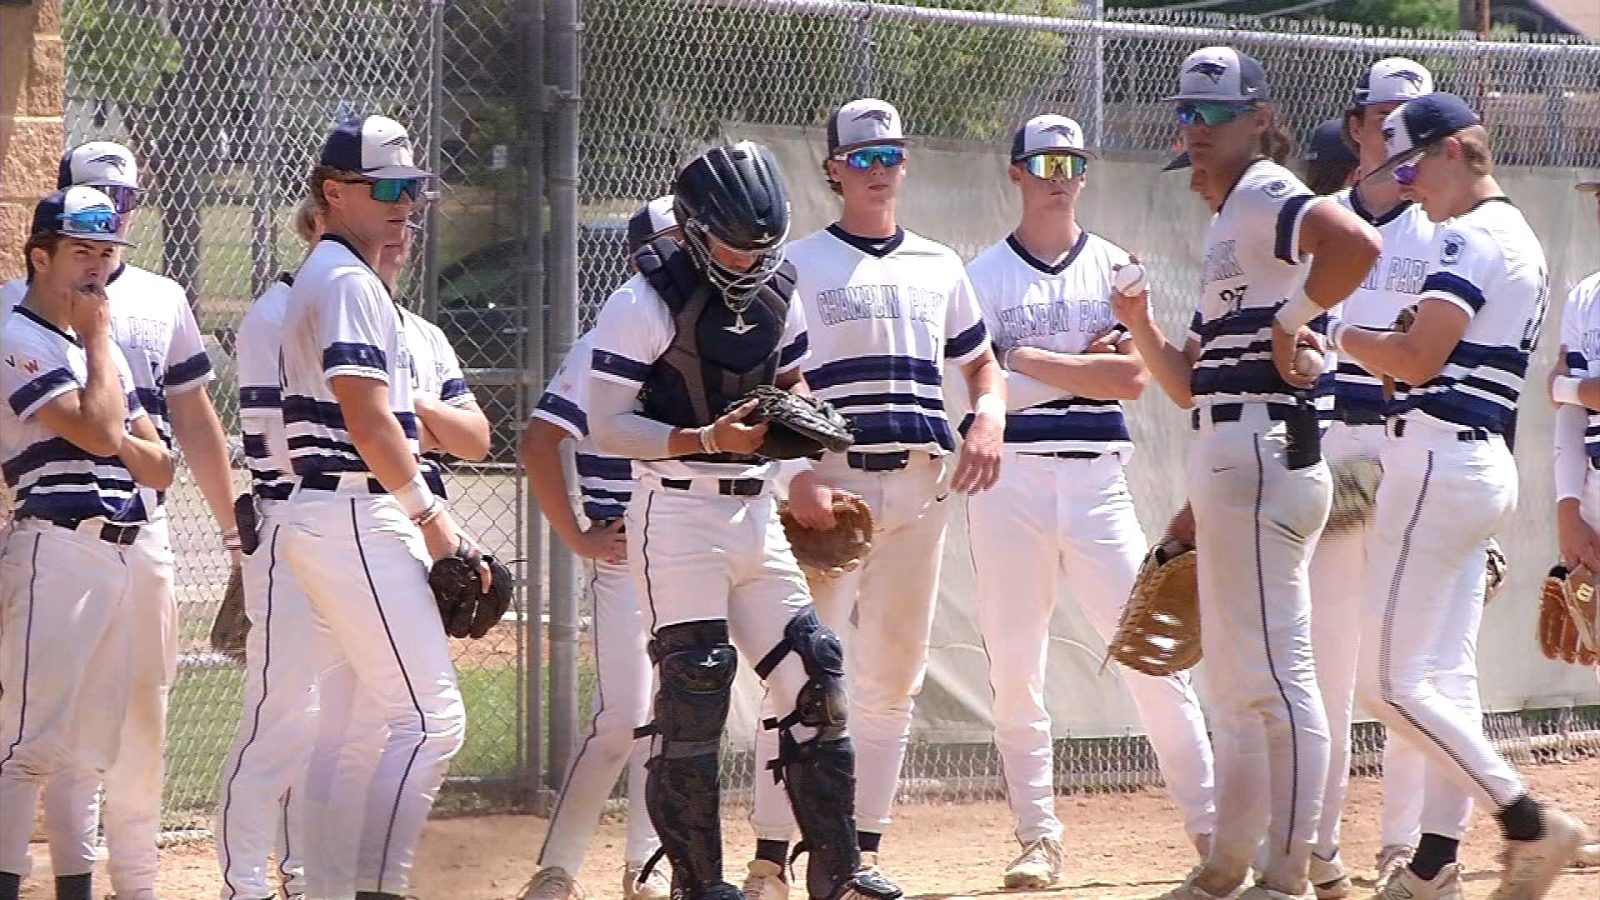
[
  {"left": 1332, "top": 92, "right": 1584, "bottom": 898},
  {"left": 585, "top": 140, "right": 898, "bottom": 900},
  {"left": 1113, "top": 47, "right": 1381, "bottom": 900},
  {"left": 0, "top": 187, "right": 175, "bottom": 900},
  {"left": 514, "top": 198, "right": 678, "bottom": 900},
  {"left": 277, "top": 114, "right": 483, "bottom": 900},
  {"left": 0, "top": 142, "right": 239, "bottom": 900},
  {"left": 1300, "top": 119, "right": 1358, "bottom": 197},
  {"left": 961, "top": 114, "right": 1216, "bottom": 888},
  {"left": 744, "top": 98, "right": 1005, "bottom": 896}
]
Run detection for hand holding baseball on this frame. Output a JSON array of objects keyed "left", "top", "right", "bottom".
[
  {"left": 1112, "top": 261, "right": 1148, "bottom": 297},
  {"left": 1292, "top": 343, "right": 1325, "bottom": 378}
]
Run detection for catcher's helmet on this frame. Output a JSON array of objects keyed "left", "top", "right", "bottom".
[{"left": 674, "top": 141, "right": 791, "bottom": 304}]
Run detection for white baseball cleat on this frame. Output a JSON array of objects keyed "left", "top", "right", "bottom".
[
  {"left": 1310, "top": 851, "right": 1351, "bottom": 900},
  {"left": 1002, "top": 836, "right": 1067, "bottom": 889},
  {"left": 1574, "top": 841, "right": 1600, "bottom": 867},
  {"left": 1374, "top": 862, "right": 1464, "bottom": 900},
  {"left": 1154, "top": 871, "right": 1244, "bottom": 900},
  {"left": 1237, "top": 886, "right": 1311, "bottom": 900},
  {"left": 1489, "top": 807, "right": 1586, "bottom": 900},
  {"left": 625, "top": 860, "right": 672, "bottom": 900},
  {"left": 1373, "top": 845, "right": 1414, "bottom": 895},
  {"left": 519, "top": 865, "right": 587, "bottom": 900},
  {"left": 741, "top": 859, "right": 790, "bottom": 900}
]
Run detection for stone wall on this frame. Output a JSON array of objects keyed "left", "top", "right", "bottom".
[{"left": 1, "top": 0, "right": 64, "bottom": 281}]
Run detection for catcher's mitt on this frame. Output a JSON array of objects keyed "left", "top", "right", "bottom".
[
  {"left": 1381, "top": 305, "right": 1418, "bottom": 402},
  {"left": 430, "top": 540, "right": 514, "bottom": 640},
  {"left": 739, "top": 385, "right": 855, "bottom": 460},
  {"left": 1483, "top": 539, "right": 1507, "bottom": 604},
  {"left": 209, "top": 563, "right": 249, "bottom": 660},
  {"left": 1538, "top": 563, "right": 1600, "bottom": 666},
  {"left": 1105, "top": 538, "right": 1201, "bottom": 677},
  {"left": 1326, "top": 456, "right": 1383, "bottom": 534},
  {"left": 779, "top": 493, "right": 873, "bottom": 577}
]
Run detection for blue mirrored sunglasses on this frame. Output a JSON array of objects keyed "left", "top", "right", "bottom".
[
  {"left": 1022, "top": 153, "right": 1087, "bottom": 180},
  {"left": 1175, "top": 102, "right": 1256, "bottom": 128},
  {"left": 58, "top": 208, "right": 123, "bottom": 236},
  {"left": 341, "top": 177, "right": 429, "bottom": 203},
  {"left": 838, "top": 145, "right": 906, "bottom": 171}
]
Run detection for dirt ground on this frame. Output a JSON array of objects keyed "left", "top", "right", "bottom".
[{"left": 21, "top": 758, "right": 1600, "bottom": 899}]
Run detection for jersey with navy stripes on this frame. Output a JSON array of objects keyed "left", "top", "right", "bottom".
[
  {"left": 280, "top": 235, "right": 418, "bottom": 479},
  {"left": 237, "top": 274, "right": 297, "bottom": 503},
  {"left": 1397, "top": 198, "right": 1548, "bottom": 435},
  {"left": 1328, "top": 189, "right": 1436, "bottom": 421},
  {"left": 590, "top": 271, "right": 808, "bottom": 482},
  {"left": 534, "top": 330, "right": 634, "bottom": 522},
  {"left": 400, "top": 306, "right": 473, "bottom": 498},
  {"left": 1186, "top": 159, "right": 1321, "bottom": 411},
  {"left": 1, "top": 305, "right": 150, "bottom": 523},
  {"left": 1558, "top": 271, "right": 1600, "bottom": 458},
  {"left": 966, "top": 231, "right": 1133, "bottom": 457},
  {"left": 785, "top": 225, "right": 990, "bottom": 455}
]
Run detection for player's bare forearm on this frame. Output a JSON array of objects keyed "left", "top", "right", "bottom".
[
  {"left": 1337, "top": 298, "right": 1468, "bottom": 386},
  {"left": 416, "top": 396, "right": 491, "bottom": 461},
  {"left": 1298, "top": 202, "right": 1382, "bottom": 308},
  {"left": 120, "top": 416, "right": 175, "bottom": 491},
  {"left": 329, "top": 375, "right": 425, "bottom": 491},
  {"left": 38, "top": 333, "right": 128, "bottom": 456},
  {"left": 960, "top": 349, "right": 1006, "bottom": 406},
  {"left": 517, "top": 419, "right": 588, "bottom": 553},
  {"left": 1124, "top": 324, "right": 1195, "bottom": 408},
  {"left": 169, "top": 388, "right": 237, "bottom": 530},
  {"left": 777, "top": 368, "right": 808, "bottom": 394},
  {"left": 1008, "top": 346, "right": 1147, "bottom": 401}
]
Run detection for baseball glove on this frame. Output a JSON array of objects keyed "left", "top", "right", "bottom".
[
  {"left": 1325, "top": 456, "right": 1383, "bottom": 534},
  {"left": 739, "top": 385, "right": 855, "bottom": 460},
  {"left": 1381, "top": 305, "right": 1418, "bottom": 402},
  {"left": 1105, "top": 538, "right": 1201, "bottom": 677},
  {"left": 1538, "top": 563, "right": 1600, "bottom": 666},
  {"left": 779, "top": 493, "right": 873, "bottom": 577},
  {"left": 1484, "top": 539, "right": 1508, "bottom": 604},
  {"left": 209, "top": 563, "right": 249, "bottom": 660},
  {"left": 429, "top": 540, "right": 514, "bottom": 640}
]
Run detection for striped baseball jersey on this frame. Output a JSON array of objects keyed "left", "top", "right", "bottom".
[
  {"left": 1396, "top": 198, "right": 1548, "bottom": 435},
  {"left": 589, "top": 271, "right": 808, "bottom": 483},
  {"left": 965, "top": 231, "right": 1133, "bottom": 458},
  {"left": 534, "top": 330, "right": 634, "bottom": 521},
  {"left": 1559, "top": 271, "right": 1600, "bottom": 457},
  {"left": 1186, "top": 160, "right": 1321, "bottom": 411},
  {"left": 786, "top": 225, "right": 990, "bottom": 455},
  {"left": 1328, "top": 189, "right": 1435, "bottom": 421},
  {"left": 236, "top": 273, "right": 297, "bottom": 503},
  {"left": 1, "top": 305, "right": 149, "bottom": 523},
  {"left": 399, "top": 306, "right": 473, "bottom": 499},
  {"left": 280, "top": 235, "right": 418, "bottom": 478}
]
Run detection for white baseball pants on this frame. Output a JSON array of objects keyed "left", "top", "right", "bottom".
[
  {"left": 0, "top": 522, "right": 135, "bottom": 879},
  {"left": 298, "top": 659, "right": 386, "bottom": 900},
  {"left": 1356, "top": 424, "right": 1523, "bottom": 834},
  {"left": 967, "top": 452, "right": 1216, "bottom": 844},
  {"left": 751, "top": 452, "right": 948, "bottom": 841},
  {"left": 1189, "top": 407, "right": 1331, "bottom": 893},
  {"left": 537, "top": 558, "right": 659, "bottom": 874},
  {"left": 281, "top": 486, "right": 466, "bottom": 896}
]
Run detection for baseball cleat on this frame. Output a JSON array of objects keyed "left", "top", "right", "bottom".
[
  {"left": 1373, "top": 863, "right": 1463, "bottom": 900},
  {"left": 1153, "top": 870, "right": 1243, "bottom": 900},
  {"left": 741, "top": 859, "right": 789, "bottom": 900},
  {"left": 831, "top": 867, "right": 902, "bottom": 899},
  {"left": 519, "top": 866, "right": 587, "bottom": 900},
  {"left": 1489, "top": 807, "right": 1585, "bottom": 899},
  {"left": 626, "top": 860, "right": 672, "bottom": 900},
  {"left": 1002, "top": 836, "right": 1067, "bottom": 889},
  {"left": 1237, "top": 886, "right": 1311, "bottom": 900},
  {"left": 1310, "top": 851, "right": 1351, "bottom": 900},
  {"left": 1373, "top": 845, "right": 1414, "bottom": 895},
  {"left": 1574, "top": 840, "right": 1600, "bottom": 867}
]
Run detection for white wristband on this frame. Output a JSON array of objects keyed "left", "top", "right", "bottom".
[
  {"left": 974, "top": 392, "right": 1005, "bottom": 421},
  {"left": 1274, "top": 288, "right": 1324, "bottom": 335},
  {"left": 393, "top": 472, "right": 434, "bottom": 519},
  {"left": 1326, "top": 320, "right": 1351, "bottom": 353},
  {"left": 698, "top": 424, "right": 720, "bottom": 454},
  {"left": 1552, "top": 375, "right": 1584, "bottom": 406}
]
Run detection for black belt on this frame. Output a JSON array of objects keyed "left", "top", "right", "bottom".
[
  {"left": 846, "top": 451, "right": 910, "bottom": 472},
  {"left": 1589, "top": 456, "right": 1600, "bottom": 471},
  {"left": 660, "top": 477, "right": 765, "bottom": 497},
  {"left": 299, "top": 472, "right": 386, "bottom": 493},
  {"left": 1334, "top": 408, "right": 1386, "bottom": 426},
  {"left": 1190, "top": 402, "right": 1298, "bottom": 430},
  {"left": 34, "top": 516, "right": 141, "bottom": 546},
  {"left": 1022, "top": 451, "right": 1103, "bottom": 460},
  {"left": 1389, "top": 419, "right": 1491, "bottom": 442}
]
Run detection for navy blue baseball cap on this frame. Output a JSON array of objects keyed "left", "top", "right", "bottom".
[
  {"left": 319, "top": 115, "right": 433, "bottom": 179},
  {"left": 1303, "top": 119, "right": 1358, "bottom": 168},
  {"left": 1373, "top": 92, "right": 1482, "bottom": 177},
  {"left": 31, "top": 186, "right": 136, "bottom": 246},
  {"left": 1164, "top": 46, "right": 1271, "bottom": 104}
]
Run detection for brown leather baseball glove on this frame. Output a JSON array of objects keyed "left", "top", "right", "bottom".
[
  {"left": 1538, "top": 563, "right": 1600, "bottom": 666},
  {"left": 1105, "top": 538, "right": 1201, "bottom": 677},
  {"left": 1483, "top": 539, "right": 1508, "bottom": 604},
  {"left": 209, "top": 563, "right": 249, "bottom": 661},
  {"left": 1326, "top": 456, "right": 1383, "bottom": 535},
  {"left": 1381, "top": 305, "right": 1418, "bottom": 403},
  {"left": 780, "top": 493, "right": 873, "bottom": 578}
]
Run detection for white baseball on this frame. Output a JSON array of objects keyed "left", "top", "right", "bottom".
[
  {"left": 1293, "top": 344, "right": 1325, "bottom": 376},
  {"left": 1113, "top": 262, "right": 1148, "bottom": 296}
]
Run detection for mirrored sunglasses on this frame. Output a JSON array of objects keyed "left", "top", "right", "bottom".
[
  {"left": 1175, "top": 102, "right": 1256, "bottom": 128},
  {"left": 1022, "top": 154, "right": 1087, "bottom": 181},
  {"left": 100, "top": 185, "right": 144, "bottom": 215},
  {"left": 341, "top": 177, "right": 430, "bottom": 204},
  {"left": 838, "top": 145, "right": 906, "bottom": 171},
  {"left": 58, "top": 207, "right": 123, "bottom": 236},
  {"left": 1392, "top": 150, "right": 1427, "bottom": 186}
]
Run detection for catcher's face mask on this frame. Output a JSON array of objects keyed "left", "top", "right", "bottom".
[{"left": 685, "top": 219, "right": 788, "bottom": 308}]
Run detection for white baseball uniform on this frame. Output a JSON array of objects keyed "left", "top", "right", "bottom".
[
  {"left": 1184, "top": 160, "right": 1332, "bottom": 889},
  {"left": 1310, "top": 191, "right": 1443, "bottom": 861},
  {"left": 0, "top": 304, "right": 146, "bottom": 882},
  {"left": 748, "top": 225, "right": 991, "bottom": 842},
  {"left": 1355, "top": 198, "right": 1548, "bottom": 832},
  {"left": 278, "top": 235, "right": 465, "bottom": 895},
  {"left": 1555, "top": 271, "right": 1600, "bottom": 686},
  {"left": 528, "top": 329, "right": 659, "bottom": 874},
  {"left": 4, "top": 263, "right": 214, "bottom": 895},
  {"left": 963, "top": 232, "right": 1216, "bottom": 844}
]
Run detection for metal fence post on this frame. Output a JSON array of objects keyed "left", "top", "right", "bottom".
[
  {"left": 521, "top": 0, "right": 550, "bottom": 810},
  {"left": 852, "top": 5, "right": 875, "bottom": 98},
  {"left": 425, "top": 0, "right": 445, "bottom": 319}
]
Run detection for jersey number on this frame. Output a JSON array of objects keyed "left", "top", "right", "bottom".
[
  {"left": 1220, "top": 285, "right": 1249, "bottom": 316},
  {"left": 1522, "top": 267, "right": 1550, "bottom": 352}
]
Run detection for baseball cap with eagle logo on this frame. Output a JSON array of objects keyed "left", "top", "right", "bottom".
[
  {"left": 1011, "top": 114, "right": 1096, "bottom": 161},
  {"left": 1352, "top": 57, "right": 1434, "bottom": 107},
  {"left": 1163, "top": 46, "right": 1271, "bottom": 103},
  {"left": 57, "top": 141, "right": 141, "bottom": 191},
  {"left": 319, "top": 114, "right": 435, "bottom": 180},
  {"left": 827, "top": 98, "right": 906, "bottom": 154},
  {"left": 1371, "top": 92, "right": 1481, "bottom": 177}
]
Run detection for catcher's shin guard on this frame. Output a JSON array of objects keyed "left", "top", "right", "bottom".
[{"left": 642, "top": 620, "right": 739, "bottom": 896}]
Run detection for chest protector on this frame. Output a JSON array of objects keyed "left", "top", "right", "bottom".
[{"left": 635, "top": 237, "right": 797, "bottom": 429}]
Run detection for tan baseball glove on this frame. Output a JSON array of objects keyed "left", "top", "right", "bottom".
[
  {"left": 1538, "top": 563, "right": 1600, "bottom": 666},
  {"left": 209, "top": 563, "right": 249, "bottom": 661},
  {"left": 780, "top": 493, "right": 873, "bottom": 578},
  {"left": 1326, "top": 456, "right": 1383, "bottom": 535},
  {"left": 1483, "top": 539, "right": 1507, "bottom": 604},
  {"left": 1381, "top": 305, "right": 1418, "bottom": 402},
  {"left": 1105, "top": 538, "right": 1201, "bottom": 677}
]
